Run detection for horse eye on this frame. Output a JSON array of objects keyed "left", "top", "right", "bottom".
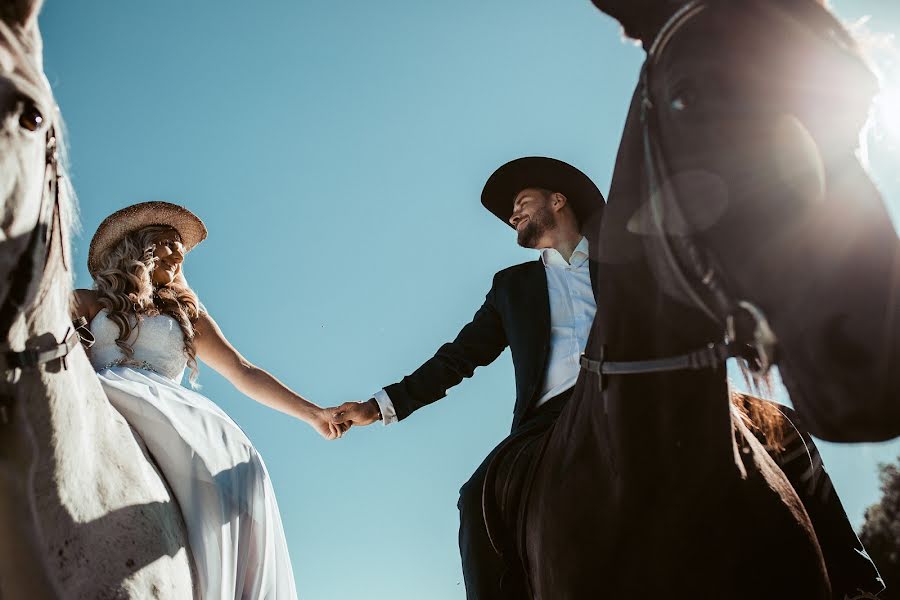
[
  {"left": 19, "top": 103, "right": 44, "bottom": 132},
  {"left": 670, "top": 85, "right": 697, "bottom": 112}
]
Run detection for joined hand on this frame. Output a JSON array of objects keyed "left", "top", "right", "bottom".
[
  {"left": 312, "top": 408, "right": 350, "bottom": 440},
  {"left": 330, "top": 399, "right": 381, "bottom": 428}
]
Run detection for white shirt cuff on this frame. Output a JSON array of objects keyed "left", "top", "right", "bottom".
[{"left": 372, "top": 389, "right": 398, "bottom": 425}]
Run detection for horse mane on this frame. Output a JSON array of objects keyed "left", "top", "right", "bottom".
[
  {"left": 768, "top": 0, "right": 872, "bottom": 61},
  {"left": 732, "top": 391, "right": 788, "bottom": 452}
]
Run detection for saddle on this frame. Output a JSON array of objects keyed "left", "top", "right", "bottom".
[{"left": 482, "top": 423, "right": 554, "bottom": 596}]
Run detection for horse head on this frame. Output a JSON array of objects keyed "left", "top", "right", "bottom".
[
  {"left": 0, "top": 0, "right": 72, "bottom": 341},
  {"left": 593, "top": 0, "right": 900, "bottom": 442}
]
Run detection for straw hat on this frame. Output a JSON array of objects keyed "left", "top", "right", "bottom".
[
  {"left": 481, "top": 157, "right": 605, "bottom": 231},
  {"left": 88, "top": 201, "right": 207, "bottom": 276}
]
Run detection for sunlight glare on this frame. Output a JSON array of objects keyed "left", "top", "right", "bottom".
[{"left": 873, "top": 79, "right": 900, "bottom": 143}]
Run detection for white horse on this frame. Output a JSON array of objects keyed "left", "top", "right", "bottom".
[{"left": 0, "top": 1, "right": 195, "bottom": 597}]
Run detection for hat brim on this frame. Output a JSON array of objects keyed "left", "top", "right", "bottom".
[
  {"left": 481, "top": 157, "right": 605, "bottom": 231},
  {"left": 88, "top": 201, "right": 208, "bottom": 276}
]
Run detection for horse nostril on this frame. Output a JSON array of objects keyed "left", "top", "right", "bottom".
[
  {"left": 823, "top": 314, "right": 871, "bottom": 369},
  {"left": 19, "top": 102, "right": 44, "bottom": 132}
]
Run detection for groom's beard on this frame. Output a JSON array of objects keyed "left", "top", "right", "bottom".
[{"left": 517, "top": 205, "right": 556, "bottom": 248}]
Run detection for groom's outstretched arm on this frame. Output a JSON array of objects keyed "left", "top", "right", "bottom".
[{"left": 333, "top": 274, "right": 508, "bottom": 427}]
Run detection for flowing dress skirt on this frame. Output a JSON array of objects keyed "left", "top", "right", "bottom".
[{"left": 97, "top": 366, "right": 298, "bottom": 600}]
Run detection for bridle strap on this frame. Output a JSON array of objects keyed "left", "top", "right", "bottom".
[
  {"left": 639, "top": 0, "right": 737, "bottom": 326},
  {"left": 0, "top": 325, "right": 81, "bottom": 372},
  {"left": 0, "top": 315, "right": 89, "bottom": 426},
  {"left": 0, "top": 126, "right": 64, "bottom": 335},
  {"left": 0, "top": 125, "right": 82, "bottom": 382},
  {"left": 579, "top": 341, "right": 756, "bottom": 391},
  {"left": 580, "top": 295, "right": 778, "bottom": 388},
  {"left": 0, "top": 200, "right": 44, "bottom": 335},
  {"left": 639, "top": 80, "right": 731, "bottom": 325},
  {"left": 646, "top": 1, "right": 706, "bottom": 62},
  {"left": 46, "top": 134, "right": 67, "bottom": 272}
]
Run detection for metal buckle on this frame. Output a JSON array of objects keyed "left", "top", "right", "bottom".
[
  {"left": 579, "top": 345, "right": 608, "bottom": 392},
  {"left": 726, "top": 301, "right": 777, "bottom": 376},
  {"left": 73, "top": 317, "right": 95, "bottom": 349}
]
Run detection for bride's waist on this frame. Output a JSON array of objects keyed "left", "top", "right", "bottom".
[{"left": 96, "top": 358, "right": 182, "bottom": 380}]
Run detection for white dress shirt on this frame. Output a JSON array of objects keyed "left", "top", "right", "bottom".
[
  {"left": 534, "top": 236, "right": 596, "bottom": 405},
  {"left": 373, "top": 237, "right": 596, "bottom": 424}
]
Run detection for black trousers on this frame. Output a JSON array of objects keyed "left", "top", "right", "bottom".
[{"left": 458, "top": 388, "right": 573, "bottom": 600}]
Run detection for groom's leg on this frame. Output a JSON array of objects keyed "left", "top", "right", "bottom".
[
  {"left": 458, "top": 453, "right": 508, "bottom": 600},
  {"left": 457, "top": 389, "right": 573, "bottom": 599}
]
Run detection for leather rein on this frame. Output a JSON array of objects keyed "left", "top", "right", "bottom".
[{"left": 580, "top": 1, "right": 778, "bottom": 387}]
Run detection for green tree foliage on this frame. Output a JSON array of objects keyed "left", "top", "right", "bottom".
[{"left": 860, "top": 457, "right": 900, "bottom": 597}]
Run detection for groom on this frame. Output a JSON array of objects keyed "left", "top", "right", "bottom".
[{"left": 332, "top": 156, "right": 604, "bottom": 599}]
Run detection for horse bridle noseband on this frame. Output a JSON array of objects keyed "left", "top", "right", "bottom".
[
  {"left": 1, "top": 120, "right": 87, "bottom": 422},
  {"left": 580, "top": 1, "right": 778, "bottom": 388}
]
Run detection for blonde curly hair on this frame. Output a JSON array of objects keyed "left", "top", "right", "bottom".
[{"left": 92, "top": 224, "right": 202, "bottom": 385}]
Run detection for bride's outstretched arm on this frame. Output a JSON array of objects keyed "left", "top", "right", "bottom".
[{"left": 194, "top": 312, "right": 346, "bottom": 440}]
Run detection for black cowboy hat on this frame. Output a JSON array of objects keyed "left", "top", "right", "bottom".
[{"left": 481, "top": 157, "right": 605, "bottom": 230}]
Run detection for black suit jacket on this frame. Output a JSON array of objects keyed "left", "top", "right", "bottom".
[{"left": 386, "top": 257, "right": 597, "bottom": 432}]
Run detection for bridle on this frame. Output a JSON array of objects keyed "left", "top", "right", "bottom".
[
  {"left": 641, "top": 2, "right": 734, "bottom": 327},
  {"left": 0, "top": 119, "right": 87, "bottom": 422},
  {"left": 580, "top": 1, "right": 778, "bottom": 387},
  {"left": 0, "top": 124, "right": 62, "bottom": 331}
]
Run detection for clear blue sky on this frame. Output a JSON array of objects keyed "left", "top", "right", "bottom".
[{"left": 39, "top": 2, "right": 900, "bottom": 598}]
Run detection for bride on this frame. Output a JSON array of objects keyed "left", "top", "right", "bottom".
[{"left": 72, "top": 201, "right": 343, "bottom": 600}]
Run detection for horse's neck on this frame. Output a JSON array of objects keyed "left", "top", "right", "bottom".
[
  {"left": 16, "top": 275, "right": 122, "bottom": 516},
  {"left": 596, "top": 261, "right": 737, "bottom": 485}
]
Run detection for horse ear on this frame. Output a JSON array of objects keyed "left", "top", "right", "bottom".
[
  {"left": 588, "top": 0, "right": 690, "bottom": 46},
  {"left": 0, "top": 0, "right": 44, "bottom": 30}
]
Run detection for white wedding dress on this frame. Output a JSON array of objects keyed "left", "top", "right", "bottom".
[{"left": 88, "top": 309, "right": 298, "bottom": 600}]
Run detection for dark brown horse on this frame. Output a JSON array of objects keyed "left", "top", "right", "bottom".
[{"left": 485, "top": 1, "right": 899, "bottom": 597}]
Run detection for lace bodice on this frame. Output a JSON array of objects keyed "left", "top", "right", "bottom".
[{"left": 88, "top": 309, "right": 187, "bottom": 382}]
